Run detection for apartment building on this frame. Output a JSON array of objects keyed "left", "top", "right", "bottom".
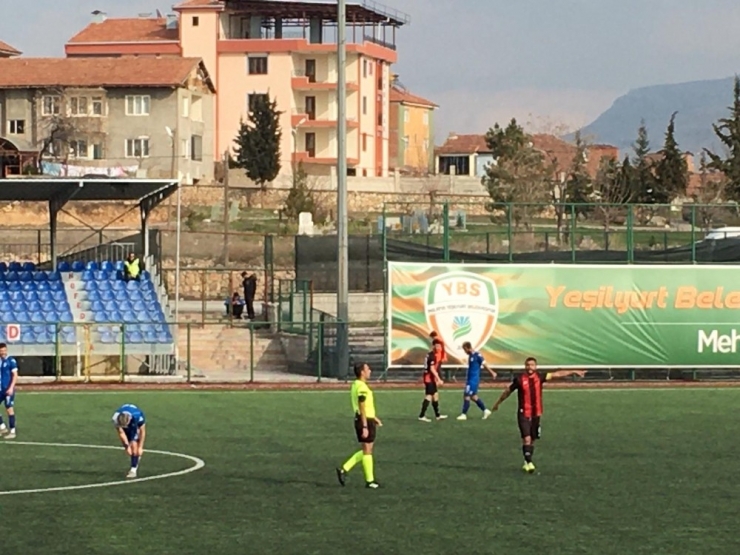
[
  {"left": 0, "top": 57, "right": 215, "bottom": 181},
  {"left": 65, "top": 0, "right": 410, "bottom": 178}
]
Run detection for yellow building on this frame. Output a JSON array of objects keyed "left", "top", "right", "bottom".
[{"left": 389, "top": 82, "right": 437, "bottom": 174}]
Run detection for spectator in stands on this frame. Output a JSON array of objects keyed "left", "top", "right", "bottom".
[
  {"left": 225, "top": 292, "right": 245, "bottom": 319},
  {"left": 123, "top": 252, "right": 144, "bottom": 282},
  {"left": 241, "top": 271, "right": 258, "bottom": 320}
]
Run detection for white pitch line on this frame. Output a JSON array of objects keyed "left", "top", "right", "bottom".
[{"left": 0, "top": 442, "right": 205, "bottom": 496}]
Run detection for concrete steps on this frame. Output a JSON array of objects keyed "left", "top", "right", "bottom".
[{"left": 178, "top": 325, "right": 288, "bottom": 375}]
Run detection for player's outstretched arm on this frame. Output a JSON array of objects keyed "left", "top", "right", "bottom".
[
  {"left": 548, "top": 370, "right": 586, "bottom": 380},
  {"left": 483, "top": 363, "right": 497, "bottom": 380},
  {"left": 491, "top": 388, "right": 511, "bottom": 411}
]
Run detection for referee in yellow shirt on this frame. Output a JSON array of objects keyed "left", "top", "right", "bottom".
[{"left": 336, "top": 362, "right": 382, "bottom": 489}]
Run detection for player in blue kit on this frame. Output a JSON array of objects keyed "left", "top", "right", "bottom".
[
  {"left": 112, "top": 404, "right": 147, "bottom": 478},
  {"left": 0, "top": 343, "right": 18, "bottom": 439},
  {"left": 456, "top": 342, "right": 497, "bottom": 421}
]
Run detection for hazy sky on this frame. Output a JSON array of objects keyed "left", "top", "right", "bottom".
[{"left": 3, "top": 0, "right": 740, "bottom": 141}]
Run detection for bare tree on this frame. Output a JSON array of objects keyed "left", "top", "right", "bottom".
[
  {"left": 593, "top": 156, "right": 633, "bottom": 231},
  {"left": 691, "top": 152, "right": 732, "bottom": 231}
]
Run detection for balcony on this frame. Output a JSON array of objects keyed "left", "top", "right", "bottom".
[
  {"left": 292, "top": 151, "right": 359, "bottom": 166},
  {"left": 291, "top": 71, "right": 359, "bottom": 92},
  {"left": 291, "top": 109, "right": 359, "bottom": 129}
]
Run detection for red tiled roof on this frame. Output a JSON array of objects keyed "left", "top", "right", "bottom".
[
  {"left": 68, "top": 18, "right": 178, "bottom": 44},
  {"left": 435, "top": 134, "right": 488, "bottom": 155},
  {"left": 0, "top": 57, "right": 207, "bottom": 89},
  {"left": 174, "top": 0, "right": 224, "bottom": 8},
  {"left": 390, "top": 86, "right": 437, "bottom": 108},
  {"left": 0, "top": 40, "right": 21, "bottom": 56}
]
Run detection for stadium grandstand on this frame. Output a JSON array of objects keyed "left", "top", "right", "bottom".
[{"left": 0, "top": 177, "right": 178, "bottom": 375}]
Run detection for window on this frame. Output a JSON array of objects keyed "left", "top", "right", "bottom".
[
  {"left": 182, "top": 97, "right": 190, "bottom": 118},
  {"left": 69, "top": 96, "right": 89, "bottom": 116},
  {"left": 362, "top": 96, "right": 367, "bottom": 115},
  {"left": 363, "top": 59, "right": 367, "bottom": 78},
  {"left": 305, "top": 132, "right": 316, "bottom": 157},
  {"left": 362, "top": 133, "right": 367, "bottom": 152},
  {"left": 404, "top": 110, "right": 409, "bottom": 123},
  {"left": 182, "top": 139, "right": 190, "bottom": 160},
  {"left": 248, "top": 93, "right": 268, "bottom": 112},
  {"left": 69, "top": 140, "right": 89, "bottom": 159},
  {"left": 191, "top": 135, "right": 203, "bottom": 162},
  {"left": 192, "top": 16, "right": 199, "bottom": 26},
  {"left": 92, "top": 97, "right": 104, "bottom": 116},
  {"left": 7, "top": 120, "right": 24, "bottom": 134},
  {"left": 423, "top": 111, "right": 429, "bottom": 125},
  {"left": 92, "top": 143, "right": 104, "bottom": 160},
  {"left": 126, "top": 137, "right": 150, "bottom": 158},
  {"left": 248, "top": 56, "right": 268, "bottom": 75},
  {"left": 125, "top": 95, "right": 151, "bottom": 116},
  {"left": 191, "top": 96, "right": 203, "bottom": 121},
  {"left": 42, "top": 95, "right": 61, "bottom": 116}
]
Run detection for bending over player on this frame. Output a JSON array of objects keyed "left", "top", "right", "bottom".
[
  {"left": 0, "top": 343, "right": 18, "bottom": 439},
  {"left": 457, "top": 342, "right": 497, "bottom": 420},
  {"left": 492, "top": 357, "right": 585, "bottom": 473},
  {"left": 418, "top": 340, "right": 448, "bottom": 422},
  {"left": 112, "top": 403, "right": 146, "bottom": 478}
]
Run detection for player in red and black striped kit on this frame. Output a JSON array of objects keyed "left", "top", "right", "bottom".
[
  {"left": 418, "top": 340, "right": 448, "bottom": 422},
  {"left": 492, "top": 357, "right": 585, "bottom": 473}
]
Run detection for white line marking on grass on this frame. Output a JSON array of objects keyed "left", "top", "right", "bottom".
[{"left": 0, "top": 442, "right": 205, "bottom": 496}]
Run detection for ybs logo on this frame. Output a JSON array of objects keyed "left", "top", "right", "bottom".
[{"left": 424, "top": 272, "right": 499, "bottom": 361}]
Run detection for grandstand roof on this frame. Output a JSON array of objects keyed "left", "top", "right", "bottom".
[{"left": 0, "top": 178, "right": 178, "bottom": 203}]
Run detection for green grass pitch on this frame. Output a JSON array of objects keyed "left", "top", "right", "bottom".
[{"left": 2, "top": 388, "right": 739, "bottom": 555}]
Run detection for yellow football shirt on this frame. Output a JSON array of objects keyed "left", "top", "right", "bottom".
[{"left": 350, "top": 379, "right": 375, "bottom": 419}]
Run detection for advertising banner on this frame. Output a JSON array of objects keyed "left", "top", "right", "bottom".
[{"left": 388, "top": 262, "right": 740, "bottom": 368}]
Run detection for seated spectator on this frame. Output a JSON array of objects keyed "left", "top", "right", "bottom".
[
  {"left": 123, "top": 252, "right": 144, "bottom": 281},
  {"left": 225, "top": 292, "right": 245, "bottom": 319}
]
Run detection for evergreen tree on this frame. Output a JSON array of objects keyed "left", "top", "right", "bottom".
[
  {"left": 631, "top": 120, "right": 657, "bottom": 204},
  {"left": 565, "top": 131, "right": 594, "bottom": 217},
  {"left": 482, "top": 119, "right": 552, "bottom": 228},
  {"left": 233, "top": 93, "right": 282, "bottom": 189},
  {"left": 284, "top": 162, "right": 316, "bottom": 221},
  {"left": 705, "top": 76, "right": 740, "bottom": 200},
  {"left": 654, "top": 112, "right": 687, "bottom": 201}
]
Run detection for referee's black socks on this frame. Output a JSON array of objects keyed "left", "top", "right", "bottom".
[
  {"left": 523, "top": 444, "right": 534, "bottom": 463},
  {"left": 432, "top": 401, "right": 440, "bottom": 417},
  {"left": 419, "top": 399, "right": 430, "bottom": 417}
]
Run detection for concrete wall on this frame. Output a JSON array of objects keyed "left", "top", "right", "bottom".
[
  {"left": 475, "top": 153, "right": 494, "bottom": 178},
  {"left": 311, "top": 292, "right": 384, "bottom": 322}
]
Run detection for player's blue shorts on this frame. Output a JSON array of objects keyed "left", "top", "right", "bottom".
[
  {"left": 124, "top": 427, "right": 142, "bottom": 443},
  {"left": 0, "top": 389, "right": 14, "bottom": 409},
  {"left": 464, "top": 382, "right": 479, "bottom": 396}
]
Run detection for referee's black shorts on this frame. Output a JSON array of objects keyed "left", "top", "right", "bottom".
[
  {"left": 517, "top": 413, "right": 541, "bottom": 440},
  {"left": 354, "top": 416, "right": 377, "bottom": 443},
  {"left": 424, "top": 381, "right": 438, "bottom": 396}
]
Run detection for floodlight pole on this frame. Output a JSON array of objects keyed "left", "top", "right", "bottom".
[
  {"left": 175, "top": 180, "right": 182, "bottom": 325},
  {"left": 336, "top": 0, "right": 350, "bottom": 378}
]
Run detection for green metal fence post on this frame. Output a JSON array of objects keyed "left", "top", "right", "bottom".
[
  {"left": 570, "top": 203, "right": 576, "bottom": 263},
  {"left": 249, "top": 324, "right": 255, "bottom": 383},
  {"left": 506, "top": 203, "right": 513, "bottom": 262},
  {"left": 442, "top": 202, "right": 450, "bottom": 261},
  {"left": 382, "top": 202, "right": 388, "bottom": 374},
  {"left": 264, "top": 234, "right": 274, "bottom": 303},
  {"left": 277, "top": 280, "right": 283, "bottom": 332},
  {"left": 55, "top": 324, "right": 61, "bottom": 381},
  {"left": 690, "top": 204, "right": 697, "bottom": 263},
  {"left": 317, "top": 318, "right": 324, "bottom": 382},
  {"left": 627, "top": 205, "right": 635, "bottom": 263},
  {"left": 186, "top": 323, "right": 192, "bottom": 382},
  {"left": 120, "top": 323, "right": 126, "bottom": 382},
  {"left": 302, "top": 280, "right": 308, "bottom": 335}
]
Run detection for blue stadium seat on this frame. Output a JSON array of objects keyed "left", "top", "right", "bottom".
[
  {"left": 21, "top": 331, "right": 35, "bottom": 344},
  {"left": 72, "top": 261, "right": 85, "bottom": 272},
  {"left": 101, "top": 261, "right": 115, "bottom": 272},
  {"left": 41, "top": 301, "right": 55, "bottom": 312},
  {"left": 86, "top": 290, "right": 101, "bottom": 302},
  {"left": 8, "top": 262, "right": 21, "bottom": 272},
  {"left": 22, "top": 262, "right": 35, "bottom": 272},
  {"left": 0, "top": 291, "right": 9, "bottom": 301},
  {"left": 54, "top": 301, "right": 68, "bottom": 312},
  {"left": 125, "top": 331, "right": 144, "bottom": 344},
  {"left": 127, "top": 290, "right": 143, "bottom": 302},
  {"left": 36, "top": 281, "right": 50, "bottom": 291},
  {"left": 100, "top": 332, "right": 116, "bottom": 344},
  {"left": 30, "top": 312, "right": 44, "bottom": 323},
  {"left": 100, "top": 290, "right": 114, "bottom": 301},
  {"left": 82, "top": 270, "right": 95, "bottom": 281},
  {"left": 38, "top": 291, "right": 52, "bottom": 302},
  {"left": 59, "top": 312, "right": 73, "bottom": 323},
  {"left": 22, "top": 290, "right": 38, "bottom": 301},
  {"left": 19, "top": 271, "right": 32, "bottom": 282},
  {"left": 98, "top": 282, "right": 112, "bottom": 292},
  {"left": 33, "top": 272, "right": 47, "bottom": 282},
  {"left": 83, "top": 280, "right": 98, "bottom": 291},
  {"left": 6, "top": 271, "right": 18, "bottom": 281},
  {"left": 144, "top": 331, "right": 157, "bottom": 343},
  {"left": 119, "top": 300, "right": 133, "bottom": 312},
  {"left": 115, "top": 290, "right": 129, "bottom": 302},
  {"left": 49, "top": 281, "right": 64, "bottom": 292},
  {"left": 52, "top": 291, "right": 66, "bottom": 302},
  {"left": 7, "top": 282, "right": 20, "bottom": 292},
  {"left": 63, "top": 332, "right": 76, "bottom": 344},
  {"left": 157, "top": 332, "right": 172, "bottom": 343},
  {"left": 57, "top": 261, "right": 71, "bottom": 272},
  {"left": 115, "top": 261, "right": 125, "bottom": 271},
  {"left": 48, "top": 271, "right": 61, "bottom": 281},
  {"left": 22, "top": 282, "right": 36, "bottom": 292},
  {"left": 0, "top": 262, "right": 7, "bottom": 272},
  {"left": 123, "top": 312, "right": 137, "bottom": 324},
  {"left": 136, "top": 312, "right": 151, "bottom": 323},
  {"left": 94, "top": 270, "right": 109, "bottom": 281},
  {"left": 86, "top": 261, "right": 99, "bottom": 271}
]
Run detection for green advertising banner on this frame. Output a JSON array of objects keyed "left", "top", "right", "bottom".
[{"left": 388, "top": 262, "right": 740, "bottom": 368}]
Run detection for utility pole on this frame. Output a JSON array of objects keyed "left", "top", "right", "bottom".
[
  {"left": 222, "top": 149, "right": 230, "bottom": 265},
  {"left": 336, "top": 0, "right": 350, "bottom": 378}
]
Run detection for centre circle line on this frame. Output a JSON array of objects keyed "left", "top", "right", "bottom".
[{"left": 0, "top": 441, "right": 205, "bottom": 496}]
